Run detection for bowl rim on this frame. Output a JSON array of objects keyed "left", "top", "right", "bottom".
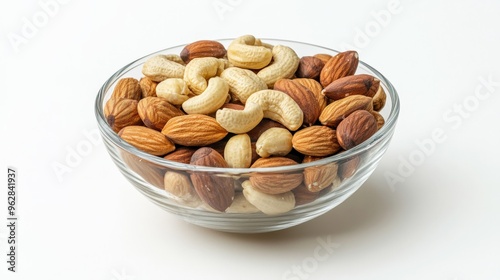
[{"left": 95, "top": 38, "right": 400, "bottom": 174}]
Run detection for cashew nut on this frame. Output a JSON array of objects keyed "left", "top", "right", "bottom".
[
  {"left": 155, "top": 78, "right": 192, "bottom": 105},
  {"left": 245, "top": 89, "right": 303, "bottom": 131},
  {"left": 215, "top": 101, "right": 263, "bottom": 134},
  {"left": 142, "top": 54, "right": 185, "bottom": 82},
  {"left": 227, "top": 35, "right": 273, "bottom": 69},
  {"left": 256, "top": 127, "right": 293, "bottom": 158},
  {"left": 242, "top": 180, "right": 295, "bottom": 215},
  {"left": 182, "top": 77, "right": 229, "bottom": 115},
  {"left": 255, "top": 38, "right": 274, "bottom": 50},
  {"left": 183, "top": 57, "right": 226, "bottom": 95},
  {"left": 161, "top": 54, "right": 186, "bottom": 65},
  {"left": 225, "top": 192, "right": 260, "bottom": 214},
  {"left": 257, "top": 45, "right": 300, "bottom": 88},
  {"left": 224, "top": 134, "right": 252, "bottom": 168},
  {"left": 220, "top": 67, "right": 268, "bottom": 103}
]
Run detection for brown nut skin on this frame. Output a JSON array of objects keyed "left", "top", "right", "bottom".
[
  {"left": 371, "top": 111, "right": 385, "bottom": 131},
  {"left": 322, "top": 74, "right": 380, "bottom": 101},
  {"left": 295, "top": 56, "right": 325, "bottom": 80},
  {"left": 273, "top": 79, "right": 321, "bottom": 126},
  {"left": 292, "top": 125, "right": 341, "bottom": 157},
  {"left": 338, "top": 156, "right": 360, "bottom": 179},
  {"left": 293, "top": 78, "right": 327, "bottom": 112},
  {"left": 249, "top": 157, "right": 303, "bottom": 194},
  {"left": 137, "top": 97, "right": 184, "bottom": 131},
  {"left": 111, "top": 77, "right": 142, "bottom": 100},
  {"left": 372, "top": 85, "right": 387, "bottom": 112},
  {"left": 319, "top": 95, "right": 373, "bottom": 128},
  {"left": 320, "top": 51, "right": 359, "bottom": 87},
  {"left": 118, "top": 126, "right": 176, "bottom": 156},
  {"left": 189, "top": 147, "right": 234, "bottom": 212},
  {"left": 121, "top": 152, "right": 166, "bottom": 189},
  {"left": 163, "top": 147, "right": 197, "bottom": 164},
  {"left": 336, "top": 110, "right": 378, "bottom": 150},
  {"left": 180, "top": 40, "right": 227, "bottom": 63},
  {"left": 313, "top": 53, "right": 332, "bottom": 64},
  {"left": 302, "top": 155, "right": 339, "bottom": 193},
  {"left": 292, "top": 183, "right": 320, "bottom": 206},
  {"left": 104, "top": 97, "right": 143, "bottom": 133},
  {"left": 161, "top": 114, "right": 228, "bottom": 146},
  {"left": 139, "top": 77, "right": 158, "bottom": 98}
]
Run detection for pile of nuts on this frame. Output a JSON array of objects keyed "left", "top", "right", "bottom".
[{"left": 104, "top": 35, "right": 387, "bottom": 214}]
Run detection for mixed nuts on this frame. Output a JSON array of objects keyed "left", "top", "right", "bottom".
[{"left": 104, "top": 35, "right": 387, "bottom": 214}]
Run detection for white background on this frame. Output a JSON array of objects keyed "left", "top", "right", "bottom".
[{"left": 1, "top": 0, "right": 500, "bottom": 279}]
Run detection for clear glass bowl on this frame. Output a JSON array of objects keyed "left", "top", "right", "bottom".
[{"left": 94, "top": 39, "right": 400, "bottom": 233}]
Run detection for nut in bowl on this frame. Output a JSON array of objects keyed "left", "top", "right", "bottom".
[{"left": 95, "top": 35, "right": 400, "bottom": 233}]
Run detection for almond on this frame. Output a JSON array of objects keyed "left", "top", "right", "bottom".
[
  {"left": 336, "top": 110, "right": 377, "bottom": 150},
  {"left": 371, "top": 111, "right": 385, "bottom": 131},
  {"left": 139, "top": 76, "right": 157, "bottom": 98},
  {"left": 121, "top": 152, "right": 165, "bottom": 189},
  {"left": 111, "top": 77, "right": 142, "bottom": 100},
  {"left": 274, "top": 79, "right": 321, "bottom": 126},
  {"left": 372, "top": 84, "right": 387, "bottom": 111},
  {"left": 293, "top": 78, "right": 328, "bottom": 112},
  {"left": 137, "top": 97, "right": 184, "bottom": 131},
  {"left": 292, "top": 125, "right": 341, "bottom": 157},
  {"left": 319, "top": 51, "right": 359, "bottom": 87},
  {"left": 220, "top": 103, "right": 245, "bottom": 110},
  {"left": 249, "top": 157, "right": 303, "bottom": 194},
  {"left": 161, "top": 114, "right": 228, "bottom": 146},
  {"left": 302, "top": 155, "right": 339, "bottom": 192},
  {"left": 291, "top": 183, "right": 320, "bottom": 206},
  {"left": 295, "top": 56, "right": 325, "bottom": 79},
  {"left": 189, "top": 147, "right": 234, "bottom": 212},
  {"left": 104, "top": 97, "right": 142, "bottom": 133},
  {"left": 313, "top": 53, "right": 332, "bottom": 64},
  {"left": 319, "top": 95, "right": 373, "bottom": 127},
  {"left": 163, "top": 147, "right": 196, "bottom": 164},
  {"left": 338, "top": 156, "right": 360, "bottom": 179},
  {"left": 322, "top": 74, "right": 380, "bottom": 101},
  {"left": 180, "top": 40, "right": 227, "bottom": 63},
  {"left": 118, "top": 125, "right": 176, "bottom": 156}
]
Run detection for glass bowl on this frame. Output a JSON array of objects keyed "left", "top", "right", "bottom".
[{"left": 95, "top": 39, "right": 400, "bottom": 233}]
